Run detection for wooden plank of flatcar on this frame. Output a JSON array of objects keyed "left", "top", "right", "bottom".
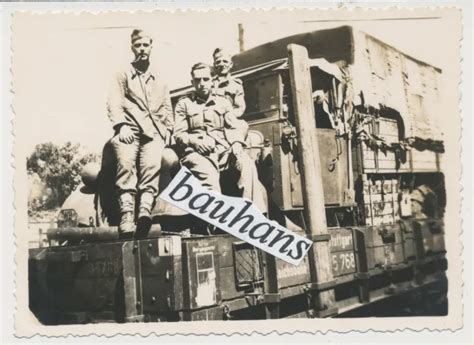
[{"left": 121, "top": 241, "right": 142, "bottom": 322}]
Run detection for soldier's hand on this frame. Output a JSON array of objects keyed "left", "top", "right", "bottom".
[
  {"left": 119, "top": 125, "right": 135, "bottom": 144},
  {"left": 224, "top": 112, "right": 238, "bottom": 128},
  {"left": 231, "top": 142, "right": 244, "bottom": 156},
  {"left": 202, "top": 136, "right": 216, "bottom": 153},
  {"left": 191, "top": 136, "right": 215, "bottom": 155},
  {"left": 195, "top": 141, "right": 215, "bottom": 155}
]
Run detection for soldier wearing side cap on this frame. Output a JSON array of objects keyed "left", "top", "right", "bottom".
[
  {"left": 107, "top": 29, "right": 173, "bottom": 234},
  {"left": 212, "top": 48, "right": 246, "bottom": 119}
]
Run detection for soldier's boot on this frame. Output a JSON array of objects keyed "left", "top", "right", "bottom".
[
  {"left": 136, "top": 192, "right": 155, "bottom": 237},
  {"left": 191, "top": 219, "right": 213, "bottom": 236},
  {"left": 119, "top": 211, "right": 135, "bottom": 234},
  {"left": 118, "top": 193, "right": 135, "bottom": 234},
  {"left": 138, "top": 192, "right": 155, "bottom": 220}
]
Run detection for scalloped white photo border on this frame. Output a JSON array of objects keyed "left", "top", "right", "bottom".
[{"left": 1, "top": 1, "right": 471, "bottom": 343}]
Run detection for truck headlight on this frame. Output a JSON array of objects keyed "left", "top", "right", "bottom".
[{"left": 57, "top": 209, "right": 78, "bottom": 228}]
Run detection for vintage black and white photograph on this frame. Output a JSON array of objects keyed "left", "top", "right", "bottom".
[{"left": 12, "top": 7, "right": 462, "bottom": 336}]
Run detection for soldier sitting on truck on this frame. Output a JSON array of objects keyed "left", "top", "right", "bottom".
[
  {"left": 173, "top": 62, "right": 267, "bottom": 233},
  {"left": 212, "top": 48, "right": 246, "bottom": 118},
  {"left": 107, "top": 29, "right": 173, "bottom": 234}
]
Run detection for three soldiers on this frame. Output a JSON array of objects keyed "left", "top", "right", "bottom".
[{"left": 107, "top": 31, "right": 265, "bottom": 234}]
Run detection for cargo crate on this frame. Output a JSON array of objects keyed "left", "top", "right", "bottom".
[
  {"left": 398, "top": 219, "right": 417, "bottom": 262},
  {"left": 181, "top": 237, "right": 222, "bottom": 311},
  {"left": 363, "top": 224, "right": 406, "bottom": 270},
  {"left": 362, "top": 177, "right": 400, "bottom": 226},
  {"left": 412, "top": 219, "right": 446, "bottom": 257},
  {"left": 354, "top": 116, "right": 442, "bottom": 173},
  {"left": 28, "top": 224, "right": 445, "bottom": 323},
  {"left": 29, "top": 241, "right": 131, "bottom": 324},
  {"left": 137, "top": 237, "right": 183, "bottom": 317}
]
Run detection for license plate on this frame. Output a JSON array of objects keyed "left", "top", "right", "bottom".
[{"left": 331, "top": 251, "right": 356, "bottom": 276}]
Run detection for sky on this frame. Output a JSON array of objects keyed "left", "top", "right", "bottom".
[{"left": 12, "top": 9, "right": 456, "bottom": 155}]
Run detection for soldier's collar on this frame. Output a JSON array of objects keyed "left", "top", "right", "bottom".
[
  {"left": 192, "top": 92, "right": 217, "bottom": 105},
  {"left": 130, "top": 64, "right": 156, "bottom": 82},
  {"left": 213, "top": 74, "right": 231, "bottom": 84},
  {"left": 192, "top": 92, "right": 210, "bottom": 104}
]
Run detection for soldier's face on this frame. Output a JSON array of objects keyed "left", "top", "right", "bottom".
[
  {"left": 131, "top": 37, "right": 152, "bottom": 62},
  {"left": 214, "top": 55, "right": 233, "bottom": 76},
  {"left": 191, "top": 68, "right": 213, "bottom": 97}
]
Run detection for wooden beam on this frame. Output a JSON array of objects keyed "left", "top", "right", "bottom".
[
  {"left": 263, "top": 253, "right": 280, "bottom": 318},
  {"left": 238, "top": 23, "right": 245, "bottom": 53},
  {"left": 287, "top": 44, "right": 336, "bottom": 313},
  {"left": 122, "top": 241, "right": 143, "bottom": 322}
]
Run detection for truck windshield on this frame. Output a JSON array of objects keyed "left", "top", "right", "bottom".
[
  {"left": 281, "top": 67, "right": 338, "bottom": 129},
  {"left": 242, "top": 73, "right": 281, "bottom": 122}
]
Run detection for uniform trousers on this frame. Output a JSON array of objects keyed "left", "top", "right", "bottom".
[
  {"left": 180, "top": 142, "right": 268, "bottom": 214},
  {"left": 110, "top": 131, "right": 165, "bottom": 212}
]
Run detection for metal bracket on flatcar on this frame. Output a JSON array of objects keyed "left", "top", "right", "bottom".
[
  {"left": 428, "top": 220, "right": 443, "bottom": 234},
  {"left": 398, "top": 219, "right": 410, "bottom": 233},
  {"left": 304, "top": 279, "right": 338, "bottom": 292},
  {"left": 262, "top": 293, "right": 281, "bottom": 304},
  {"left": 384, "top": 284, "right": 398, "bottom": 295},
  {"left": 307, "top": 233, "right": 331, "bottom": 242},
  {"left": 413, "top": 258, "right": 427, "bottom": 269},
  {"left": 46, "top": 250, "right": 87, "bottom": 263},
  {"left": 379, "top": 228, "right": 396, "bottom": 244},
  {"left": 313, "top": 306, "right": 339, "bottom": 318},
  {"left": 354, "top": 272, "right": 371, "bottom": 280},
  {"left": 124, "top": 314, "right": 145, "bottom": 323},
  {"left": 223, "top": 304, "right": 233, "bottom": 320},
  {"left": 304, "top": 289, "right": 339, "bottom": 318},
  {"left": 245, "top": 292, "right": 281, "bottom": 306}
]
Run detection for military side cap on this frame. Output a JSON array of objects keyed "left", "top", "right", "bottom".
[
  {"left": 213, "top": 47, "right": 232, "bottom": 60},
  {"left": 131, "top": 29, "right": 152, "bottom": 43}
]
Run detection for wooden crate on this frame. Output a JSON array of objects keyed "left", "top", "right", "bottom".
[
  {"left": 30, "top": 236, "right": 190, "bottom": 323},
  {"left": 139, "top": 237, "right": 184, "bottom": 315},
  {"left": 410, "top": 149, "right": 441, "bottom": 172},
  {"left": 215, "top": 237, "right": 249, "bottom": 301},
  {"left": 412, "top": 219, "right": 446, "bottom": 257},
  {"left": 32, "top": 243, "right": 125, "bottom": 309},
  {"left": 276, "top": 255, "right": 311, "bottom": 288},
  {"left": 355, "top": 116, "right": 441, "bottom": 173},
  {"left": 357, "top": 118, "right": 403, "bottom": 173},
  {"left": 181, "top": 236, "right": 228, "bottom": 311},
  {"left": 363, "top": 224, "right": 406, "bottom": 270},
  {"left": 363, "top": 178, "right": 400, "bottom": 226},
  {"left": 398, "top": 219, "right": 417, "bottom": 262}
]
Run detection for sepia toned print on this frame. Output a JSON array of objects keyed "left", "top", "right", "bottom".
[{"left": 13, "top": 7, "right": 462, "bottom": 336}]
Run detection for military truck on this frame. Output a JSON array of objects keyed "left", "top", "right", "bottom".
[{"left": 29, "top": 26, "right": 447, "bottom": 324}]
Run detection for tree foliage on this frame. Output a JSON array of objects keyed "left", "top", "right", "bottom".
[{"left": 27, "top": 142, "right": 99, "bottom": 214}]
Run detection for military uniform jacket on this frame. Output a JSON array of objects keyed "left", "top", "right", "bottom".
[
  {"left": 174, "top": 92, "right": 248, "bottom": 153},
  {"left": 213, "top": 75, "right": 246, "bottom": 118},
  {"left": 107, "top": 64, "right": 173, "bottom": 140}
]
